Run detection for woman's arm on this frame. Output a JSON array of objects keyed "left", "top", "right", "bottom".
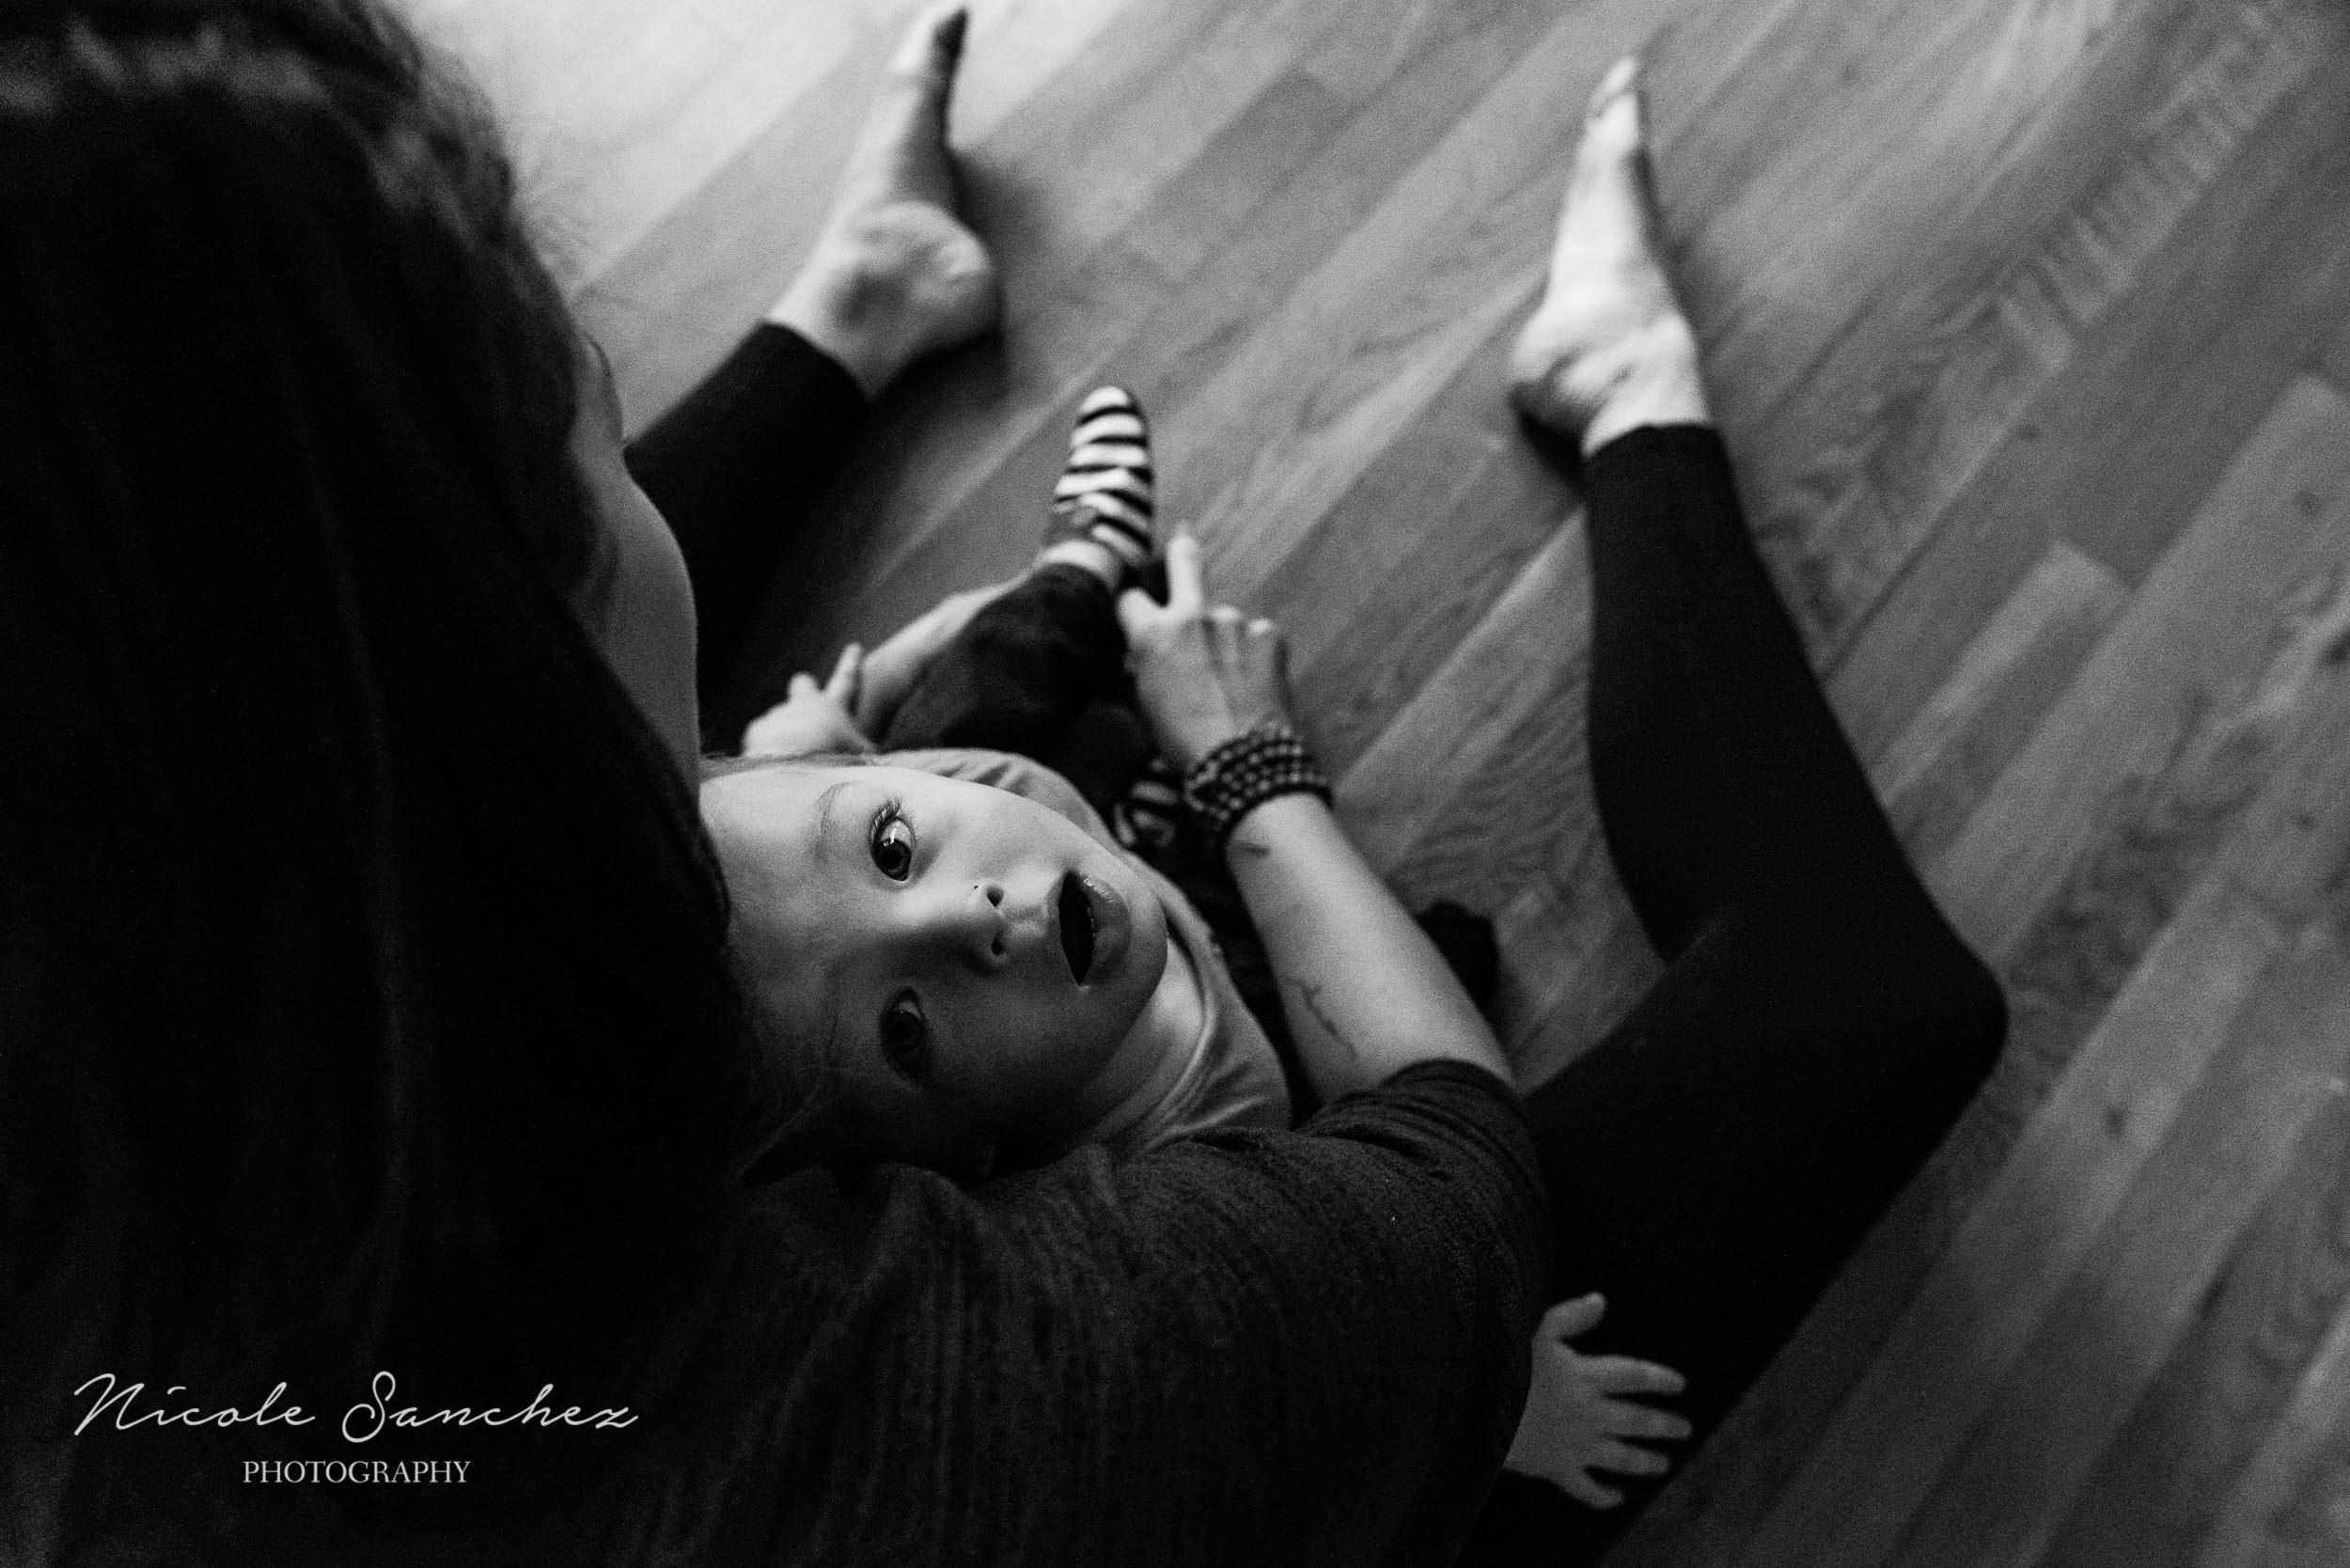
[
  {"left": 1221, "top": 793, "right": 1508, "bottom": 1094},
  {"left": 1118, "top": 535, "right": 1511, "bottom": 1100}
]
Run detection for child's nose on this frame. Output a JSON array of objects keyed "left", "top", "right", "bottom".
[{"left": 929, "top": 881, "right": 1009, "bottom": 968}]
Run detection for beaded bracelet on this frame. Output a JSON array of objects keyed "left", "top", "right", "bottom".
[{"left": 1181, "top": 721, "right": 1333, "bottom": 851}]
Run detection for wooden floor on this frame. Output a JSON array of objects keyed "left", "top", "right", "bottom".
[{"left": 406, "top": 0, "right": 2350, "bottom": 1560}]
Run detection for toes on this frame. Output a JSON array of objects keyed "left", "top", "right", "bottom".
[
  {"left": 891, "top": 4, "right": 969, "bottom": 88},
  {"left": 1575, "top": 60, "right": 1646, "bottom": 173},
  {"left": 1588, "top": 55, "right": 1639, "bottom": 118}
]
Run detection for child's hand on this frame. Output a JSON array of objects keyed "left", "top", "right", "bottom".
[
  {"left": 1116, "top": 531, "right": 1297, "bottom": 771},
  {"left": 741, "top": 645, "right": 877, "bottom": 758},
  {"left": 1506, "top": 1294, "right": 1691, "bottom": 1509}
]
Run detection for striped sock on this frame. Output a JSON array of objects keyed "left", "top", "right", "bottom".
[{"left": 1043, "top": 386, "right": 1155, "bottom": 582}]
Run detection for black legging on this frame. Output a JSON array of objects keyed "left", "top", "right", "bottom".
[
  {"left": 631, "top": 336, "right": 2006, "bottom": 1565},
  {"left": 1460, "top": 428, "right": 2004, "bottom": 1563},
  {"left": 624, "top": 323, "right": 867, "bottom": 733}
]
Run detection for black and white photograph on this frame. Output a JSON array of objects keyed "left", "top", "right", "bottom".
[{"left": 4, "top": 0, "right": 2346, "bottom": 1560}]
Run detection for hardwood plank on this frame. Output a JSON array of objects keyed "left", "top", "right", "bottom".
[
  {"left": 1386, "top": 129, "right": 2350, "bottom": 1097},
  {"left": 1273, "top": 10, "right": 2350, "bottom": 1114},
  {"left": 2192, "top": 1284, "right": 2350, "bottom": 1568},
  {"left": 1508, "top": 532, "right": 2127, "bottom": 1090},
  {"left": 1727, "top": 874, "right": 2289, "bottom": 1568},
  {"left": 1618, "top": 379, "right": 2350, "bottom": 1565},
  {"left": 1604, "top": 646, "right": 2350, "bottom": 1566},
  {"left": 1378, "top": 661, "right": 1586, "bottom": 916},
  {"left": 1492, "top": 849, "right": 1657, "bottom": 1089},
  {"left": 402, "top": 0, "right": 863, "bottom": 286},
  {"left": 1873, "top": 542, "right": 2129, "bottom": 865},
  {"left": 1058, "top": 0, "right": 1658, "bottom": 594},
  {"left": 1273, "top": 311, "right": 1563, "bottom": 776},
  {"left": 780, "top": 0, "right": 1666, "bottom": 634},
  {"left": 1243, "top": 0, "right": 2248, "bottom": 1092},
  {"left": 1818, "top": 20, "right": 2350, "bottom": 767},
  {"left": 2034, "top": 1085, "right": 2350, "bottom": 1568},
  {"left": 1156, "top": 10, "right": 1611, "bottom": 585},
  {"left": 1933, "top": 374, "right": 2350, "bottom": 966},
  {"left": 1114, "top": 73, "right": 1358, "bottom": 284},
  {"left": 578, "top": 0, "right": 1217, "bottom": 422},
  {"left": 1684, "top": 0, "right": 2140, "bottom": 417},
  {"left": 1888, "top": 924, "right": 2350, "bottom": 1568},
  {"left": 1942, "top": 510, "right": 2350, "bottom": 1331},
  {"left": 963, "top": 0, "right": 1343, "bottom": 286},
  {"left": 1749, "top": 0, "right": 2332, "bottom": 654},
  {"left": 1335, "top": 517, "right": 1586, "bottom": 871},
  {"left": 1578, "top": 374, "right": 2350, "bottom": 1241},
  {"left": 726, "top": 0, "right": 1574, "bottom": 699}
]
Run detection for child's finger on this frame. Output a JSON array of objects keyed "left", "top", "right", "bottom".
[
  {"left": 1591, "top": 1440, "right": 1673, "bottom": 1479},
  {"left": 789, "top": 672, "right": 820, "bottom": 700},
  {"left": 1164, "top": 530, "right": 1205, "bottom": 614},
  {"left": 1599, "top": 1400, "right": 1694, "bottom": 1442},
  {"left": 1562, "top": 1473, "right": 1624, "bottom": 1511},
  {"left": 825, "top": 643, "right": 865, "bottom": 707},
  {"left": 1584, "top": 1355, "right": 1685, "bottom": 1397},
  {"left": 1540, "top": 1294, "right": 1606, "bottom": 1341},
  {"left": 1115, "top": 586, "right": 1160, "bottom": 642}
]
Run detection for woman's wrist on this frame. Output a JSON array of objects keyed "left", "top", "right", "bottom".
[
  {"left": 1219, "top": 787, "right": 1331, "bottom": 860},
  {"left": 1183, "top": 721, "right": 1332, "bottom": 852}
]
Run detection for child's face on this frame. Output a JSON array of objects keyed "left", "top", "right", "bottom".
[{"left": 704, "top": 761, "right": 1170, "bottom": 1168}]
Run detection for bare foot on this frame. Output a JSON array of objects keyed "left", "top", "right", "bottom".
[
  {"left": 769, "top": 4, "right": 1001, "bottom": 398},
  {"left": 1509, "top": 58, "right": 1709, "bottom": 458}
]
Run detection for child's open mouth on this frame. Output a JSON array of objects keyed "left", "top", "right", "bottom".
[{"left": 1057, "top": 870, "right": 1096, "bottom": 983}]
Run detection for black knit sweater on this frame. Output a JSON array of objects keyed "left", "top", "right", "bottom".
[{"left": 591, "top": 1061, "right": 1548, "bottom": 1567}]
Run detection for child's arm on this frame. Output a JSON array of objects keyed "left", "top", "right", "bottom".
[
  {"left": 1118, "top": 535, "right": 1508, "bottom": 1099},
  {"left": 1507, "top": 1294, "right": 1690, "bottom": 1508},
  {"left": 737, "top": 574, "right": 1021, "bottom": 760},
  {"left": 739, "top": 644, "right": 877, "bottom": 759}
]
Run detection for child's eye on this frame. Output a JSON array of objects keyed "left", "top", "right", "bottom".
[
  {"left": 879, "top": 992, "right": 929, "bottom": 1077},
  {"left": 870, "top": 808, "right": 915, "bottom": 881}
]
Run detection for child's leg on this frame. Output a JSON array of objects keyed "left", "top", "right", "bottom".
[
  {"left": 879, "top": 388, "right": 1162, "bottom": 815},
  {"left": 878, "top": 563, "right": 1152, "bottom": 813},
  {"left": 628, "top": 326, "right": 866, "bottom": 704},
  {"left": 1463, "top": 66, "right": 2004, "bottom": 1563}
]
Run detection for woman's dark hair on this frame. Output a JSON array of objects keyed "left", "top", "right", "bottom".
[{"left": 0, "top": 0, "right": 759, "bottom": 1551}]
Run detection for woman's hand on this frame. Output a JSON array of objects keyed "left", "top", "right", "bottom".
[
  {"left": 742, "top": 645, "right": 876, "bottom": 758},
  {"left": 1116, "top": 531, "right": 1297, "bottom": 772},
  {"left": 1505, "top": 1294, "right": 1691, "bottom": 1509}
]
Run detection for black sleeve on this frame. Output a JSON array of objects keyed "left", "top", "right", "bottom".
[{"left": 613, "top": 1061, "right": 1549, "bottom": 1568}]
